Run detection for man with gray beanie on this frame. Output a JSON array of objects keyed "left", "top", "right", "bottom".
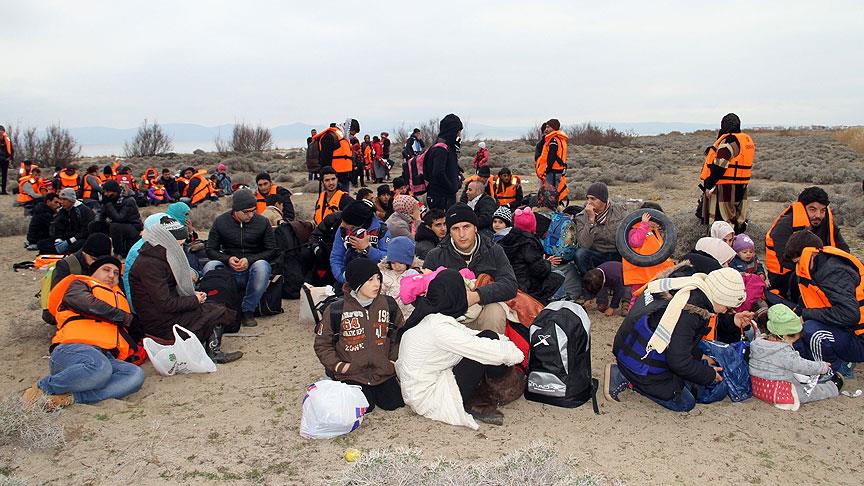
[
  {"left": 204, "top": 188, "right": 277, "bottom": 327},
  {"left": 572, "top": 182, "right": 624, "bottom": 295},
  {"left": 50, "top": 187, "right": 94, "bottom": 254}
]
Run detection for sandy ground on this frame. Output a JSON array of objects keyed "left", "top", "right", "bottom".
[{"left": 2, "top": 169, "right": 863, "bottom": 485}]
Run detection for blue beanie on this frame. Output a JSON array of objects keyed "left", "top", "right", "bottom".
[{"left": 386, "top": 236, "right": 415, "bottom": 266}]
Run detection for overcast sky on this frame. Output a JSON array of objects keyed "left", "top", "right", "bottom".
[{"left": 3, "top": 0, "right": 863, "bottom": 130}]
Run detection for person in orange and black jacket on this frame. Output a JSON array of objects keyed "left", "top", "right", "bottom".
[{"left": 0, "top": 125, "right": 14, "bottom": 195}]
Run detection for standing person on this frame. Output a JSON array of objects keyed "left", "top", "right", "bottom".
[
  {"left": 23, "top": 257, "right": 144, "bottom": 410},
  {"left": 101, "top": 180, "right": 143, "bottom": 257},
  {"left": 403, "top": 128, "right": 425, "bottom": 160},
  {"left": 314, "top": 167, "right": 354, "bottom": 225},
  {"left": 51, "top": 188, "right": 94, "bottom": 254},
  {"left": 535, "top": 119, "right": 567, "bottom": 195},
  {"left": 314, "top": 119, "right": 359, "bottom": 192},
  {"left": 380, "top": 132, "right": 392, "bottom": 180},
  {"left": 215, "top": 163, "right": 233, "bottom": 196},
  {"left": 765, "top": 186, "right": 849, "bottom": 299},
  {"left": 473, "top": 142, "right": 488, "bottom": 173},
  {"left": 314, "top": 258, "right": 405, "bottom": 411},
  {"left": 699, "top": 113, "right": 755, "bottom": 233},
  {"left": 424, "top": 114, "right": 464, "bottom": 211},
  {"left": 306, "top": 128, "right": 320, "bottom": 181},
  {"left": 360, "top": 134, "right": 374, "bottom": 186},
  {"left": 0, "top": 125, "right": 13, "bottom": 195},
  {"left": 372, "top": 136, "right": 386, "bottom": 183},
  {"left": 204, "top": 189, "right": 277, "bottom": 328}
]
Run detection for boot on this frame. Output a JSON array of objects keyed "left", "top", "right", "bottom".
[
  {"left": 466, "top": 406, "right": 504, "bottom": 426},
  {"left": 240, "top": 312, "right": 258, "bottom": 327},
  {"left": 22, "top": 383, "right": 74, "bottom": 411},
  {"left": 207, "top": 326, "right": 243, "bottom": 364}
]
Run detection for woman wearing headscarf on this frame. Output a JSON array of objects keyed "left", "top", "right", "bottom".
[
  {"left": 123, "top": 212, "right": 167, "bottom": 308},
  {"left": 166, "top": 201, "right": 206, "bottom": 272},
  {"left": 129, "top": 215, "right": 242, "bottom": 363},
  {"left": 396, "top": 269, "right": 524, "bottom": 429},
  {"left": 709, "top": 220, "right": 735, "bottom": 247},
  {"left": 385, "top": 194, "right": 421, "bottom": 239}
]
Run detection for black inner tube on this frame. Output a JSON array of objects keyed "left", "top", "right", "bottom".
[{"left": 615, "top": 208, "right": 677, "bottom": 267}]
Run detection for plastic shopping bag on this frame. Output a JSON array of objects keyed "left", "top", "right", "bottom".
[
  {"left": 300, "top": 380, "right": 369, "bottom": 439},
  {"left": 299, "top": 284, "right": 335, "bottom": 326},
  {"left": 143, "top": 324, "right": 217, "bottom": 376},
  {"left": 697, "top": 340, "right": 752, "bottom": 403}
]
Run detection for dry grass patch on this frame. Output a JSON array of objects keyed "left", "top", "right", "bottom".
[{"left": 0, "top": 396, "right": 65, "bottom": 450}]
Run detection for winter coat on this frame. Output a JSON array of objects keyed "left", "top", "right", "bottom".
[
  {"left": 330, "top": 216, "right": 390, "bottom": 283},
  {"left": 414, "top": 223, "right": 440, "bottom": 260},
  {"left": 473, "top": 147, "right": 488, "bottom": 170},
  {"left": 769, "top": 211, "right": 849, "bottom": 272},
  {"left": 471, "top": 193, "right": 498, "bottom": 234},
  {"left": 306, "top": 137, "right": 320, "bottom": 172},
  {"left": 379, "top": 263, "right": 419, "bottom": 320},
  {"left": 159, "top": 176, "right": 179, "bottom": 199},
  {"left": 103, "top": 196, "right": 142, "bottom": 229},
  {"left": 749, "top": 338, "right": 837, "bottom": 403},
  {"left": 385, "top": 212, "right": 415, "bottom": 239},
  {"left": 613, "top": 289, "right": 718, "bottom": 401},
  {"left": 423, "top": 234, "right": 518, "bottom": 306},
  {"left": 496, "top": 228, "right": 564, "bottom": 303},
  {"left": 27, "top": 200, "right": 55, "bottom": 244},
  {"left": 381, "top": 138, "right": 391, "bottom": 158},
  {"left": 396, "top": 313, "right": 524, "bottom": 429},
  {"left": 314, "top": 291, "right": 404, "bottom": 386},
  {"left": 216, "top": 173, "right": 233, "bottom": 195},
  {"left": 51, "top": 202, "right": 94, "bottom": 242},
  {"left": 424, "top": 141, "right": 461, "bottom": 197},
  {"left": 130, "top": 243, "right": 233, "bottom": 342},
  {"left": 795, "top": 253, "right": 862, "bottom": 329},
  {"left": 573, "top": 202, "right": 625, "bottom": 254},
  {"left": 206, "top": 212, "right": 277, "bottom": 265}
]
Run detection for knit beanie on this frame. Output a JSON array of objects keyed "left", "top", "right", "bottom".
[
  {"left": 586, "top": 182, "right": 609, "bottom": 203},
  {"left": 345, "top": 257, "right": 381, "bottom": 293},
  {"left": 702, "top": 268, "right": 746, "bottom": 308},
  {"left": 478, "top": 166, "right": 491, "bottom": 177},
  {"left": 88, "top": 256, "right": 122, "bottom": 276},
  {"left": 513, "top": 207, "right": 537, "bottom": 234},
  {"left": 58, "top": 187, "right": 77, "bottom": 202},
  {"left": 710, "top": 220, "right": 735, "bottom": 241},
  {"left": 393, "top": 195, "right": 418, "bottom": 215},
  {"left": 767, "top": 304, "right": 803, "bottom": 336},
  {"left": 231, "top": 188, "right": 257, "bottom": 211},
  {"left": 158, "top": 215, "right": 189, "bottom": 241},
  {"left": 445, "top": 203, "right": 478, "bottom": 229},
  {"left": 386, "top": 236, "right": 415, "bottom": 266},
  {"left": 342, "top": 199, "right": 374, "bottom": 227},
  {"left": 695, "top": 237, "right": 737, "bottom": 265},
  {"left": 102, "top": 180, "right": 121, "bottom": 193},
  {"left": 493, "top": 206, "right": 513, "bottom": 227},
  {"left": 81, "top": 233, "right": 112, "bottom": 258},
  {"left": 546, "top": 118, "right": 561, "bottom": 131},
  {"left": 732, "top": 234, "right": 755, "bottom": 253}
]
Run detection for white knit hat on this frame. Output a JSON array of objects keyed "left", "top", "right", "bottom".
[
  {"left": 703, "top": 268, "right": 746, "bottom": 308},
  {"left": 695, "top": 237, "right": 737, "bottom": 265}
]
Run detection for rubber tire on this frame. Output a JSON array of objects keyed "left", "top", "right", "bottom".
[{"left": 615, "top": 208, "right": 677, "bottom": 267}]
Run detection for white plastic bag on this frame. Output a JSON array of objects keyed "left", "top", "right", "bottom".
[
  {"left": 143, "top": 324, "right": 217, "bottom": 376},
  {"left": 299, "top": 284, "right": 335, "bottom": 326},
  {"left": 300, "top": 380, "right": 369, "bottom": 439}
]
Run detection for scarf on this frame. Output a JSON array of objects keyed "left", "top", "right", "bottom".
[
  {"left": 595, "top": 201, "right": 612, "bottom": 226},
  {"left": 642, "top": 274, "right": 714, "bottom": 356},
  {"left": 492, "top": 227, "right": 512, "bottom": 243},
  {"left": 143, "top": 224, "right": 196, "bottom": 297},
  {"left": 451, "top": 236, "right": 479, "bottom": 264},
  {"left": 350, "top": 290, "right": 374, "bottom": 308}
]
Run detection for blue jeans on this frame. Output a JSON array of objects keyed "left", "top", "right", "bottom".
[
  {"left": 634, "top": 383, "right": 697, "bottom": 412},
  {"left": 798, "top": 320, "right": 864, "bottom": 370},
  {"left": 203, "top": 259, "right": 272, "bottom": 313},
  {"left": 38, "top": 344, "right": 145, "bottom": 404},
  {"left": 546, "top": 170, "right": 563, "bottom": 192},
  {"left": 552, "top": 262, "right": 581, "bottom": 300}
]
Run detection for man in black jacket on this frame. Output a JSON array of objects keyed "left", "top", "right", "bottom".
[
  {"left": 782, "top": 231, "right": 864, "bottom": 372},
  {"left": 415, "top": 208, "right": 446, "bottom": 260},
  {"left": 0, "top": 125, "right": 13, "bottom": 195},
  {"left": 402, "top": 128, "right": 424, "bottom": 160},
  {"left": 464, "top": 180, "right": 497, "bottom": 237},
  {"left": 51, "top": 188, "right": 94, "bottom": 254},
  {"left": 159, "top": 169, "right": 179, "bottom": 200},
  {"left": 423, "top": 203, "right": 517, "bottom": 333},
  {"left": 204, "top": 189, "right": 277, "bottom": 327},
  {"left": 101, "top": 180, "right": 142, "bottom": 257},
  {"left": 27, "top": 192, "right": 60, "bottom": 251},
  {"left": 425, "top": 114, "right": 463, "bottom": 211}
]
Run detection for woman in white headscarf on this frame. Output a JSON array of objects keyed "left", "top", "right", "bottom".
[{"left": 710, "top": 221, "right": 735, "bottom": 247}]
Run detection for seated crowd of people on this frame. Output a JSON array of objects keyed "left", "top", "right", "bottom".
[{"left": 15, "top": 116, "right": 863, "bottom": 432}]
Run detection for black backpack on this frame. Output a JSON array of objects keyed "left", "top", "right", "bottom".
[
  {"left": 525, "top": 301, "right": 599, "bottom": 413},
  {"left": 198, "top": 267, "right": 242, "bottom": 332},
  {"left": 255, "top": 274, "right": 284, "bottom": 317}
]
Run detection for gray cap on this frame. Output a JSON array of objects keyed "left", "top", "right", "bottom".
[
  {"left": 58, "top": 188, "right": 78, "bottom": 202},
  {"left": 232, "top": 188, "right": 257, "bottom": 212}
]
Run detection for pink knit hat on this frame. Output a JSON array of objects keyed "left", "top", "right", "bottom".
[
  {"left": 513, "top": 207, "right": 537, "bottom": 234},
  {"left": 393, "top": 194, "right": 418, "bottom": 215},
  {"left": 217, "top": 163, "right": 226, "bottom": 172}
]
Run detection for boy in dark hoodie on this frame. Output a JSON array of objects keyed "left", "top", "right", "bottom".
[{"left": 314, "top": 258, "right": 405, "bottom": 411}]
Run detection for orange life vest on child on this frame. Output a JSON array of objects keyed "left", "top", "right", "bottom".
[
  {"left": 622, "top": 226, "right": 675, "bottom": 286},
  {"left": 151, "top": 184, "right": 167, "bottom": 201},
  {"left": 699, "top": 132, "right": 755, "bottom": 185},
  {"left": 48, "top": 275, "right": 134, "bottom": 360},
  {"left": 796, "top": 246, "right": 864, "bottom": 335}
]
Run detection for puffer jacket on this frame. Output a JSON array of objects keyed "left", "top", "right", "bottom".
[{"left": 313, "top": 291, "right": 404, "bottom": 386}]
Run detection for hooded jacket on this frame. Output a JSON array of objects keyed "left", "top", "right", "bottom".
[
  {"left": 330, "top": 216, "right": 391, "bottom": 283},
  {"left": 425, "top": 114, "right": 463, "bottom": 196},
  {"left": 496, "top": 228, "right": 564, "bottom": 303},
  {"left": 793, "top": 252, "right": 862, "bottom": 329},
  {"left": 51, "top": 202, "right": 94, "bottom": 242},
  {"left": 314, "top": 290, "right": 404, "bottom": 386},
  {"left": 206, "top": 211, "right": 277, "bottom": 265},
  {"left": 414, "top": 223, "right": 440, "bottom": 260},
  {"left": 423, "top": 234, "right": 518, "bottom": 306}
]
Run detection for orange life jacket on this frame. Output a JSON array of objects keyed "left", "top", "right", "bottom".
[
  {"left": 151, "top": 184, "right": 166, "bottom": 201},
  {"left": 491, "top": 175, "right": 521, "bottom": 206},
  {"left": 699, "top": 132, "right": 755, "bottom": 185},
  {"left": 185, "top": 172, "right": 212, "bottom": 205},
  {"left": 535, "top": 130, "right": 568, "bottom": 180},
  {"left": 18, "top": 161, "right": 30, "bottom": 178},
  {"left": 17, "top": 176, "right": 41, "bottom": 204},
  {"left": 797, "top": 247, "right": 864, "bottom": 335},
  {"left": 141, "top": 168, "right": 158, "bottom": 189},
  {"left": 622, "top": 226, "right": 675, "bottom": 286},
  {"left": 314, "top": 127, "right": 353, "bottom": 174},
  {"left": 703, "top": 315, "right": 719, "bottom": 341},
  {"left": 765, "top": 201, "right": 836, "bottom": 276},
  {"left": 49, "top": 275, "right": 134, "bottom": 360},
  {"left": 59, "top": 171, "right": 79, "bottom": 191},
  {"left": 81, "top": 175, "right": 97, "bottom": 200},
  {"left": 363, "top": 144, "right": 373, "bottom": 164},
  {"left": 256, "top": 185, "right": 278, "bottom": 214},
  {"left": 314, "top": 190, "right": 345, "bottom": 225}
]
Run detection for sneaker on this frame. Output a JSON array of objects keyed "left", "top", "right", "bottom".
[
  {"left": 22, "top": 383, "right": 74, "bottom": 411},
  {"left": 240, "top": 312, "right": 258, "bottom": 327},
  {"left": 604, "top": 363, "right": 631, "bottom": 402},
  {"left": 831, "top": 373, "right": 845, "bottom": 392}
]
